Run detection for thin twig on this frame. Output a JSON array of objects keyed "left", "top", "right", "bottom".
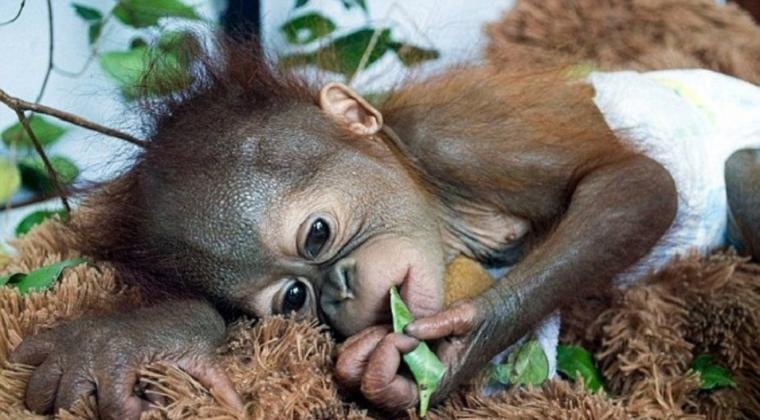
[
  {"left": 0, "top": 88, "right": 147, "bottom": 147},
  {"left": 348, "top": 26, "right": 384, "bottom": 86},
  {"left": 13, "top": 110, "right": 70, "bottom": 212},
  {"left": 34, "top": 0, "right": 54, "bottom": 104},
  {"left": 0, "top": 0, "right": 25, "bottom": 26},
  {"left": 53, "top": 10, "right": 114, "bottom": 78}
]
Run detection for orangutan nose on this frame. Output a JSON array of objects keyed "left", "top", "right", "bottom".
[{"left": 324, "top": 258, "right": 356, "bottom": 302}]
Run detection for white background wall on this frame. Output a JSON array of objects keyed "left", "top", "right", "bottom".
[{"left": 0, "top": 0, "right": 514, "bottom": 243}]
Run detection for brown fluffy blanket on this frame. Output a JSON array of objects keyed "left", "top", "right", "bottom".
[
  {"left": 1, "top": 218, "right": 759, "bottom": 419},
  {"left": 485, "top": 0, "right": 760, "bottom": 84},
  {"left": 2, "top": 0, "right": 760, "bottom": 418}
]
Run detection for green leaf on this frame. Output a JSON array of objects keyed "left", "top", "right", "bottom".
[
  {"left": 113, "top": 0, "right": 199, "bottom": 28},
  {"left": 341, "top": 0, "right": 367, "bottom": 11},
  {"left": 2, "top": 116, "right": 67, "bottom": 149},
  {"left": 490, "top": 362, "right": 513, "bottom": 385},
  {"left": 18, "top": 155, "right": 80, "bottom": 193},
  {"left": 280, "top": 12, "right": 336, "bottom": 45},
  {"left": 0, "top": 158, "right": 21, "bottom": 204},
  {"left": 294, "top": 0, "right": 308, "bottom": 8},
  {"left": 1, "top": 258, "right": 87, "bottom": 294},
  {"left": 0, "top": 273, "right": 24, "bottom": 287},
  {"left": 691, "top": 354, "right": 736, "bottom": 390},
  {"left": 99, "top": 33, "right": 194, "bottom": 99},
  {"left": 72, "top": 3, "right": 103, "bottom": 21},
  {"left": 157, "top": 30, "right": 199, "bottom": 60},
  {"left": 88, "top": 20, "right": 103, "bottom": 45},
  {"left": 509, "top": 339, "right": 549, "bottom": 387},
  {"left": 389, "top": 42, "right": 440, "bottom": 66},
  {"left": 15, "top": 209, "right": 68, "bottom": 236},
  {"left": 390, "top": 287, "right": 446, "bottom": 417},
  {"left": 100, "top": 47, "right": 151, "bottom": 98},
  {"left": 281, "top": 28, "right": 392, "bottom": 77},
  {"left": 556, "top": 344, "right": 604, "bottom": 393}
]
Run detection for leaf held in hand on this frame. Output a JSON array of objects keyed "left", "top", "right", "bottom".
[
  {"left": 556, "top": 344, "right": 604, "bottom": 392},
  {"left": 389, "top": 287, "right": 446, "bottom": 417},
  {"left": 0, "top": 158, "right": 21, "bottom": 204},
  {"left": 15, "top": 209, "right": 68, "bottom": 236},
  {"left": 2, "top": 116, "right": 67, "bottom": 148},
  {"left": 691, "top": 354, "right": 736, "bottom": 390},
  {"left": 0, "top": 258, "right": 87, "bottom": 294}
]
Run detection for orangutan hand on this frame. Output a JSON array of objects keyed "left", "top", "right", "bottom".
[
  {"left": 9, "top": 300, "right": 243, "bottom": 420},
  {"left": 333, "top": 300, "right": 483, "bottom": 412}
]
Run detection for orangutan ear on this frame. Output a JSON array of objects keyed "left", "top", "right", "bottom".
[{"left": 319, "top": 82, "right": 383, "bottom": 135}]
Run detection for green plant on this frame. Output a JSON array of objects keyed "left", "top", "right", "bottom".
[
  {"left": 0, "top": 0, "right": 206, "bottom": 223},
  {"left": 0, "top": 257, "right": 87, "bottom": 295},
  {"left": 556, "top": 344, "right": 605, "bottom": 393},
  {"left": 279, "top": 0, "right": 440, "bottom": 80},
  {"left": 1, "top": 0, "right": 441, "bottom": 235},
  {"left": 690, "top": 354, "right": 736, "bottom": 391}
]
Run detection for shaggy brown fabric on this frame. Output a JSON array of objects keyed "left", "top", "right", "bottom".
[
  {"left": 0, "top": 220, "right": 758, "bottom": 419},
  {"left": 485, "top": 0, "right": 760, "bottom": 84},
  {"left": 2, "top": 1, "right": 760, "bottom": 418}
]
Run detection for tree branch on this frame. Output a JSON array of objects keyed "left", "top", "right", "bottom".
[
  {"left": 0, "top": 88, "right": 147, "bottom": 148},
  {"left": 34, "top": 0, "right": 54, "bottom": 105},
  {"left": 0, "top": 0, "right": 25, "bottom": 26},
  {"left": 13, "top": 109, "right": 70, "bottom": 212}
]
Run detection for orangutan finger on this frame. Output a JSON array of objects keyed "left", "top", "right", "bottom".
[
  {"left": 404, "top": 302, "right": 478, "bottom": 340},
  {"left": 96, "top": 368, "right": 149, "bottom": 420},
  {"left": 24, "top": 357, "right": 62, "bottom": 414},
  {"left": 178, "top": 359, "right": 245, "bottom": 414},
  {"left": 335, "top": 326, "right": 391, "bottom": 388},
  {"left": 361, "top": 333, "right": 419, "bottom": 410},
  {"left": 54, "top": 374, "right": 96, "bottom": 413},
  {"left": 10, "top": 333, "right": 56, "bottom": 366},
  {"left": 337, "top": 325, "right": 391, "bottom": 352}
]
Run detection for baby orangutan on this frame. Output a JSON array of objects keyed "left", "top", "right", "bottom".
[{"left": 9, "top": 38, "right": 760, "bottom": 419}]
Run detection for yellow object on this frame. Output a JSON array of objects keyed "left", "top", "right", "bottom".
[
  {"left": 443, "top": 256, "right": 494, "bottom": 307},
  {"left": 0, "top": 158, "right": 21, "bottom": 204},
  {"left": 651, "top": 75, "right": 717, "bottom": 124}
]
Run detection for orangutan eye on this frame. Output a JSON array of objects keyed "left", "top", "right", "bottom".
[
  {"left": 304, "top": 218, "right": 330, "bottom": 259},
  {"left": 281, "top": 280, "right": 309, "bottom": 314}
]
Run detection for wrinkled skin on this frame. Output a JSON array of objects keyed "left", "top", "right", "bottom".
[
  {"left": 11, "top": 51, "right": 689, "bottom": 416},
  {"left": 10, "top": 300, "right": 243, "bottom": 419}
]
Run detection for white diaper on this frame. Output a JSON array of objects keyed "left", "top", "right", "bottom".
[{"left": 493, "top": 69, "right": 760, "bottom": 381}]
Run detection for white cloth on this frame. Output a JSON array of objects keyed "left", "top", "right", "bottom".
[
  {"left": 590, "top": 69, "right": 760, "bottom": 283},
  {"left": 490, "top": 69, "right": 760, "bottom": 381}
]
